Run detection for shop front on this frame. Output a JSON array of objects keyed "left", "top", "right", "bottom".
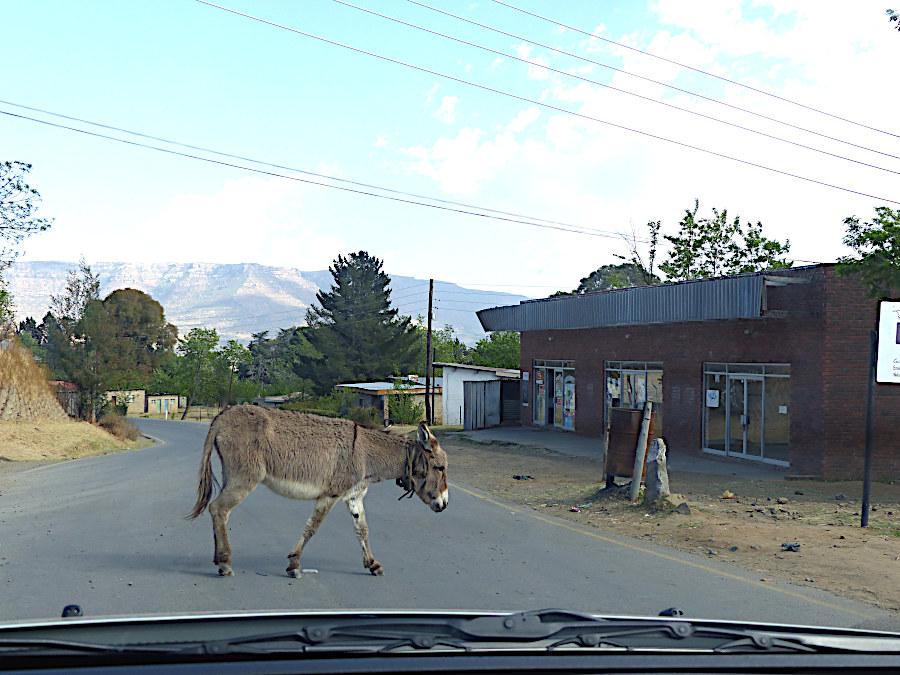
[
  {"left": 702, "top": 363, "right": 791, "bottom": 466},
  {"left": 532, "top": 359, "right": 575, "bottom": 430}
]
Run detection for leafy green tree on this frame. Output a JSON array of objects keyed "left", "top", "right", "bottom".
[
  {"left": 1, "top": 161, "right": 53, "bottom": 262},
  {"left": 888, "top": 9, "right": 899, "bottom": 30},
  {"left": 471, "top": 331, "right": 520, "bottom": 369},
  {"left": 659, "top": 200, "right": 792, "bottom": 280},
  {"left": 388, "top": 378, "right": 425, "bottom": 424},
  {"left": 575, "top": 262, "right": 660, "bottom": 293},
  {"left": 413, "top": 319, "right": 472, "bottom": 372},
  {"left": 1, "top": 161, "right": 54, "bottom": 321},
  {"left": 219, "top": 339, "right": 251, "bottom": 405},
  {"left": 43, "top": 289, "right": 176, "bottom": 418},
  {"left": 304, "top": 251, "right": 419, "bottom": 394},
  {"left": 175, "top": 328, "right": 220, "bottom": 418},
  {"left": 94, "top": 289, "right": 177, "bottom": 389},
  {"left": 49, "top": 257, "right": 100, "bottom": 323},
  {"left": 837, "top": 206, "right": 900, "bottom": 297}
]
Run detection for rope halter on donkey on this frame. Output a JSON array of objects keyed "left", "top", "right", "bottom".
[{"left": 396, "top": 441, "right": 423, "bottom": 500}]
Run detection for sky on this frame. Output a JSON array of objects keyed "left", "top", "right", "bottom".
[{"left": 2, "top": 0, "right": 899, "bottom": 300}]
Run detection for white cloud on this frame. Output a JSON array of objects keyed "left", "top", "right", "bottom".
[
  {"left": 134, "top": 175, "right": 343, "bottom": 268},
  {"left": 507, "top": 107, "right": 541, "bottom": 133},
  {"left": 399, "top": 127, "right": 520, "bottom": 195},
  {"left": 433, "top": 96, "right": 460, "bottom": 124},
  {"left": 375, "top": 134, "right": 388, "bottom": 148}
]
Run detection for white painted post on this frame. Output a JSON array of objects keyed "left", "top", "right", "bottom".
[{"left": 630, "top": 401, "right": 653, "bottom": 502}]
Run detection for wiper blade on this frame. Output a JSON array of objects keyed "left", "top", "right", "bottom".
[{"left": 187, "top": 609, "right": 898, "bottom": 655}]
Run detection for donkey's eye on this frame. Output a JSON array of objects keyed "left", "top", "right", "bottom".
[{"left": 434, "top": 466, "right": 444, "bottom": 472}]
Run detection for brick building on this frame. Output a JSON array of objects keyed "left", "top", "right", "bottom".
[{"left": 477, "top": 265, "right": 900, "bottom": 480}]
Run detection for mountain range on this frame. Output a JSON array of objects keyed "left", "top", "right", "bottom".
[{"left": 3, "top": 262, "right": 531, "bottom": 345}]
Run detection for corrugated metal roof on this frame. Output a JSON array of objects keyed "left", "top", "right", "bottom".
[{"left": 477, "top": 272, "right": 769, "bottom": 332}]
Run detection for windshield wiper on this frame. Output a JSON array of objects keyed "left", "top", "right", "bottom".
[
  {"left": 180, "top": 610, "right": 899, "bottom": 655},
  {"left": 3, "top": 610, "right": 898, "bottom": 658}
]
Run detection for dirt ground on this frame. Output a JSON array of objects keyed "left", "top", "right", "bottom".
[{"left": 435, "top": 433, "right": 900, "bottom": 613}]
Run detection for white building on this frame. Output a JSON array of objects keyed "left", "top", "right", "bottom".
[{"left": 436, "top": 362, "right": 520, "bottom": 428}]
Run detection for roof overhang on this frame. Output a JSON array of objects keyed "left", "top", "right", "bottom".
[{"left": 477, "top": 271, "right": 812, "bottom": 332}]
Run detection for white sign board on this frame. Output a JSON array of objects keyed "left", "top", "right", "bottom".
[{"left": 876, "top": 301, "right": 900, "bottom": 384}]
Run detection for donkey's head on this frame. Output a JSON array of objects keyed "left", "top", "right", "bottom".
[{"left": 407, "top": 421, "right": 449, "bottom": 512}]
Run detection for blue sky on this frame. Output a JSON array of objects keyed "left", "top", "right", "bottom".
[{"left": 2, "top": 0, "right": 899, "bottom": 298}]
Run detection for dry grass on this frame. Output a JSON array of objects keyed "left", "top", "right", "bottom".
[
  {"left": 98, "top": 413, "right": 140, "bottom": 440},
  {"left": 0, "top": 329, "right": 68, "bottom": 421},
  {"left": 0, "top": 420, "right": 150, "bottom": 465}
]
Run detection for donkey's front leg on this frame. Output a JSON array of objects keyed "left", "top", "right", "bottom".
[
  {"left": 286, "top": 495, "right": 337, "bottom": 578},
  {"left": 346, "top": 494, "right": 383, "bottom": 576}
]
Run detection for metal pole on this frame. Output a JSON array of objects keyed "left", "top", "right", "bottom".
[
  {"left": 861, "top": 330, "right": 876, "bottom": 528},
  {"left": 425, "top": 279, "right": 434, "bottom": 425},
  {"left": 630, "top": 401, "right": 653, "bottom": 502}
]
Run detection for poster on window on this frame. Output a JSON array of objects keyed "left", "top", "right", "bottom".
[{"left": 563, "top": 375, "right": 575, "bottom": 430}]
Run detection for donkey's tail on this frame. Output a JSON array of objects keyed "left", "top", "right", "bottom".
[{"left": 186, "top": 427, "right": 220, "bottom": 520}]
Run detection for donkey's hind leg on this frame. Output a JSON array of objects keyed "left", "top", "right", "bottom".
[
  {"left": 286, "top": 495, "right": 337, "bottom": 578},
  {"left": 208, "top": 478, "right": 256, "bottom": 577},
  {"left": 346, "top": 494, "right": 383, "bottom": 576}
]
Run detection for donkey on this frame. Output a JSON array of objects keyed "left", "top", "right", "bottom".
[{"left": 187, "top": 405, "right": 449, "bottom": 578}]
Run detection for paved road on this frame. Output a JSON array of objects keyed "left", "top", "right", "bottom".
[{"left": 1, "top": 418, "right": 896, "bottom": 630}]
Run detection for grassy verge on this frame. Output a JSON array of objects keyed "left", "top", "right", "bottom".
[{"left": 0, "top": 420, "right": 153, "bottom": 465}]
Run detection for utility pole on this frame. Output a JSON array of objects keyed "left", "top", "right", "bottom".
[{"left": 425, "top": 279, "right": 434, "bottom": 425}]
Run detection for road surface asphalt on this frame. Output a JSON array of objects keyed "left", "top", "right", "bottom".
[{"left": 0, "top": 418, "right": 896, "bottom": 631}]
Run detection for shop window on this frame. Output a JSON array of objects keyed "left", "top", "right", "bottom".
[
  {"left": 605, "top": 361, "right": 663, "bottom": 437},
  {"left": 703, "top": 363, "right": 790, "bottom": 466}
]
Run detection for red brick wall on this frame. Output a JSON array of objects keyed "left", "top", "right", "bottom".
[
  {"left": 516, "top": 266, "right": 900, "bottom": 479},
  {"left": 822, "top": 267, "right": 900, "bottom": 480}
]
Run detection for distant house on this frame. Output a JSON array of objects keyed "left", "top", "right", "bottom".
[
  {"left": 435, "top": 363, "right": 521, "bottom": 430},
  {"left": 146, "top": 394, "right": 178, "bottom": 415},
  {"left": 335, "top": 377, "right": 443, "bottom": 425},
  {"left": 103, "top": 389, "right": 145, "bottom": 416}
]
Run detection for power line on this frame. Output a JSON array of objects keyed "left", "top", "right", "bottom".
[
  {"left": 0, "top": 98, "right": 640, "bottom": 242},
  {"left": 0, "top": 108, "right": 635, "bottom": 239},
  {"left": 409, "top": 0, "right": 900, "bottom": 163},
  {"left": 493, "top": 0, "right": 900, "bottom": 141},
  {"left": 337, "top": 0, "right": 900, "bottom": 177},
  {"left": 193, "top": 1, "right": 900, "bottom": 206}
]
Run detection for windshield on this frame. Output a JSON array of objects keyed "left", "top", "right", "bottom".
[{"left": 1, "top": 0, "right": 899, "bottom": 638}]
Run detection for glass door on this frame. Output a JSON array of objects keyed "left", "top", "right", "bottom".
[{"left": 727, "top": 376, "right": 763, "bottom": 458}]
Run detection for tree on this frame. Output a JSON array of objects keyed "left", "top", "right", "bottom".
[
  {"left": 49, "top": 257, "right": 100, "bottom": 323},
  {"left": 175, "top": 328, "right": 221, "bottom": 418},
  {"left": 93, "top": 289, "right": 177, "bottom": 389},
  {"left": 305, "top": 251, "right": 419, "bottom": 394},
  {"left": 836, "top": 206, "right": 900, "bottom": 297},
  {"left": 888, "top": 9, "right": 900, "bottom": 30},
  {"left": 471, "top": 331, "right": 520, "bottom": 369},
  {"left": 659, "top": 199, "right": 792, "bottom": 281},
  {"left": 0, "top": 161, "right": 54, "bottom": 322},
  {"left": 218, "top": 339, "right": 251, "bottom": 405},
  {"left": 1, "top": 161, "right": 53, "bottom": 262},
  {"left": 575, "top": 262, "right": 661, "bottom": 293}
]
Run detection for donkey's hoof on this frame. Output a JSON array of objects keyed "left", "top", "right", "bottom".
[
  {"left": 218, "top": 566, "right": 234, "bottom": 577},
  {"left": 368, "top": 561, "right": 384, "bottom": 576},
  {"left": 286, "top": 567, "right": 302, "bottom": 579}
]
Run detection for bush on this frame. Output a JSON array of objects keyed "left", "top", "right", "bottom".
[
  {"left": 278, "top": 403, "right": 382, "bottom": 429},
  {"left": 98, "top": 413, "right": 140, "bottom": 441}
]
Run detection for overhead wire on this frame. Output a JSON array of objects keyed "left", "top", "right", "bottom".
[
  {"left": 408, "top": 0, "right": 900, "bottom": 162},
  {"left": 0, "top": 99, "right": 638, "bottom": 242},
  {"left": 336, "top": 0, "right": 900, "bottom": 176},
  {"left": 0, "top": 108, "right": 635, "bottom": 239},
  {"left": 192, "top": 1, "right": 900, "bottom": 206},
  {"left": 493, "top": 0, "right": 900, "bottom": 141}
]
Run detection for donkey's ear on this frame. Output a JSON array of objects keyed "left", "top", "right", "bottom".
[{"left": 417, "top": 421, "right": 431, "bottom": 447}]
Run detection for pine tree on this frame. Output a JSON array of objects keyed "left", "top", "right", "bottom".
[{"left": 305, "top": 251, "right": 419, "bottom": 394}]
